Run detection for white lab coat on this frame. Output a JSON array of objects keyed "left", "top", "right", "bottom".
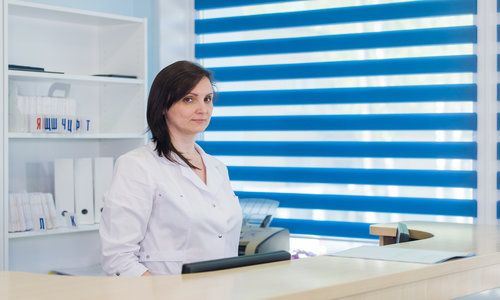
[{"left": 99, "top": 142, "right": 243, "bottom": 276}]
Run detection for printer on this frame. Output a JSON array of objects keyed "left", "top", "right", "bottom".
[{"left": 238, "top": 198, "right": 290, "bottom": 256}]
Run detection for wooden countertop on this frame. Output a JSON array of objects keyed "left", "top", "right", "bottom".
[{"left": 2, "top": 221, "right": 500, "bottom": 300}]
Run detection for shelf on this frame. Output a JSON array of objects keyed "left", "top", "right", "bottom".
[
  {"left": 9, "top": 224, "right": 99, "bottom": 239},
  {"left": 8, "top": 70, "right": 144, "bottom": 85},
  {"left": 8, "top": 0, "right": 144, "bottom": 25},
  {"left": 9, "top": 133, "right": 147, "bottom": 139}
]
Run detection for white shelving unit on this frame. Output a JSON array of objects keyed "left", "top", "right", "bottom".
[
  {"left": 9, "top": 133, "right": 146, "bottom": 139},
  {"left": 9, "top": 224, "right": 99, "bottom": 239},
  {"left": 9, "top": 70, "right": 145, "bottom": 84},
  {"left": 1, "top": 0, "right": 7, "bottom": 272},
  {"left": 2, "top": 0, "right": 148, "bottom": 273}
]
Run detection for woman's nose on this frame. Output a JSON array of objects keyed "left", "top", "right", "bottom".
[{"left": 196, "top": 101, "right": 210, "bottom": 113}]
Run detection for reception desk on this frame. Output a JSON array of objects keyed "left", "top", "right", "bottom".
[{"left": 1, "top": 221, "right": 500, "bottom": 299}]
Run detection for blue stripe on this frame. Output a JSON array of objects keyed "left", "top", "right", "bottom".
[
  {"left": 498, "top": 201, "right": 500, "bottom": 219},
  {"left": 195, "top": 0, "right": 301, "bottom": 10},
  {"left": 497, "top": 143, "right": 500, "bottom": 160},
  {"left": 228, "top": 166, "right": 477, "bottom": 188},
  {"left": 237, "top": 192, "right": 477, "bottom": 217},
  {"left": 207, "top": 113, "right": 477, "bottom": 131},
  {"left": 214, "top": 84, "right": 477, "bottom": 106},
  {"left": 197, "top": 26, "right": 477, "bottom": 58},
  {"left": 210, "top": 55, "right": 477, "bottom": 81},
  {"left": 270, "top": 219, "right": 375, "bottom": 239},
  {"left": 198, "top": 141, "right": 477, "bottom": 159},
  {"left": 196, "top": 0, "right": 476, "bottom": 34}
]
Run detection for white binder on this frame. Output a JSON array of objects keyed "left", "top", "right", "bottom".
[
  {"left": 54, "top": 158, "right": 75, "bottom": 222},
  {"left": 93, "top": 157, "right": 114, "bottom": 223},
  {"left": 30, "top": 193, "right": 46, "bottom": 231},
  {"left": 21, "top": 193, "right": 34, "bottom": 231},
  {"left": 8, "top": 194, "right": 19, "bottom": 232},
  {"left": 44, "top": 193, "right": 60, "bottom": 228},
  {"left": 74, "top": 158, "right": 94, "bottom": 225}
]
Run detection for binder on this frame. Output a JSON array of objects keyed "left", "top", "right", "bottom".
[
  {"left": 93, "top": 157, "right": 114, "bottom": 223},
  {"left": 8, "top": 194, "right": 19, "bottom": 232},
  {"left": 30, "top": 193, "right": 47, "bottom": 231},
  {"left": 21, "top": 193, "right": 34, "bottom": 231},
  {"left": 40, "top": 193, "right": 54, "bottom": 230},
  {"left": 44, "top": 193, "right": 60, "bottom": 228},
  {"left": 16, "top": 194, "right": 27, "bottom": 231},
  {"left": 74, "top": 158, "right": 94, "bottom": 224},
  {"left": 54, "top": 158, "right": 75, "bottom": 221}
]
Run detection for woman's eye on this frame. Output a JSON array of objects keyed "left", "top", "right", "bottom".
[
  {"left": 204, "top": 97, "right": 212, "bottom": 103},
  {"left": 183, "top": 97, "right": 193, "bottom": 103}
]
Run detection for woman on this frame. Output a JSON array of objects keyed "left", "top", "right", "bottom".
[{"left": 99, "top": 61, "right": 243, "bottom": 276}]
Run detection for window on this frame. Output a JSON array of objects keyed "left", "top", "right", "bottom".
[{"left": 195, "top": 0, "right": 481, "bottom": 252}]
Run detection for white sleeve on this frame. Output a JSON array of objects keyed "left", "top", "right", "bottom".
[{"left": 99, "top": 154, "right": 153, "bottom": 277}]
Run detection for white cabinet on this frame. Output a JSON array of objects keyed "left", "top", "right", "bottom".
[
  {"left": 2, "top": 0, "right": 147, "bottom": 272},
  {"left": 1, "top": 0, "right": 6, "bottom": 272}
]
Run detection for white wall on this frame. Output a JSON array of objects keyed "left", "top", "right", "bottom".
[
  {"left": 158, "top": 0, "right": 195, "bottom": 68},
  {"left": 475, "top": 0, "right": 498, "bottom": 224}
]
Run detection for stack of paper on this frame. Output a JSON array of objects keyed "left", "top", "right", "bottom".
[
  {"left": 8, "top": 193, "right": 60, "bottom": 232},
  {"left": 331, "top": 245, "right": 475, "bottom": 264}
]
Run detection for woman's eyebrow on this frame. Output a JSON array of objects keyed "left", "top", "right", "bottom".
[{"left": 187, "top": 92, "right": 213, "bottom": 96}]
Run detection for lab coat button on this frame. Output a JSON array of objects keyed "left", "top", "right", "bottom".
[
  {"left": 146, "top": 255, "right": 150, "bottom": 259},
  {"left": 116, "top": 272, "right": 120, "bottom": 276},
  {"left": 212, "top": 203, "right": 216, "bottom": 208},
  {"left": 218, "top": 234, "right": 223, "bottom": 238}
]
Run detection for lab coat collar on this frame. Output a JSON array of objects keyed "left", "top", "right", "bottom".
[
  {"left": 181, "top": 143, "right": 224, "bottom": 195},
  {"left": 148, "top": 142, "right": 223, "bottom": 195},
  {"left": 196, "top": 143, "right": 225, "bottom": 195},
  {"left": 147, "top": 142, "right": 177, "bottom": 166}
]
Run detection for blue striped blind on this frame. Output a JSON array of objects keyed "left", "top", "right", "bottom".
[{"left": 196, "top": 0, "right": 478, "bottom": 239}]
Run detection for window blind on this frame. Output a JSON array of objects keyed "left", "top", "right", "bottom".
[{"left": 195, "top": 0, "right": 477, "bottom": 240}]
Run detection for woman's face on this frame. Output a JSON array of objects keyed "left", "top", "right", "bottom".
[{"left": 166, "top": 76, "right": 214, "bottom": 138}]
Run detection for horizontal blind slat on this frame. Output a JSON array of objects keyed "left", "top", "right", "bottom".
[
  {"left": 228, "top": 166, "right": 477, "bottom": 188},
  {"left": 198, "top": 141, "right": 476, "bottom": 158},
  {"left": 195, "top": 0, "right": 300, "bottom": 10},
  {"left": 215, "top": 84, "right": 477, "bottom": 106},
  {"left": 236, "top": 191, "right": 477, "bottom": 216},
  {"left": 207, "top": 113, "right": 477, "bottom": 131},
  {"left": 270, "top": 219, "right": 375, "bottom": 239},
  {"left": 210, "top": 55, "right": 477, "bottom": 81},
  {"left": 197, "top": 26, "right": 476, "bottom": 58},
  {"left": 195, "top": 0, "right": 476, "bottom": 34}
]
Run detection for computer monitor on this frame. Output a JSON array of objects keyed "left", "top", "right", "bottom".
[{"left": 181, "top": 250, "right": 291, "bottom": 274}]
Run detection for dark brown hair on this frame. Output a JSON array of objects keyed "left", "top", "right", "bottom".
[{"left": 147, "top": 60, "right": 213, "bottom": 169}]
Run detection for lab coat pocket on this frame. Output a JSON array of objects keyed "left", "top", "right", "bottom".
[{"left": 153, "top": 188, "right": 192, "bottom": 237}]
